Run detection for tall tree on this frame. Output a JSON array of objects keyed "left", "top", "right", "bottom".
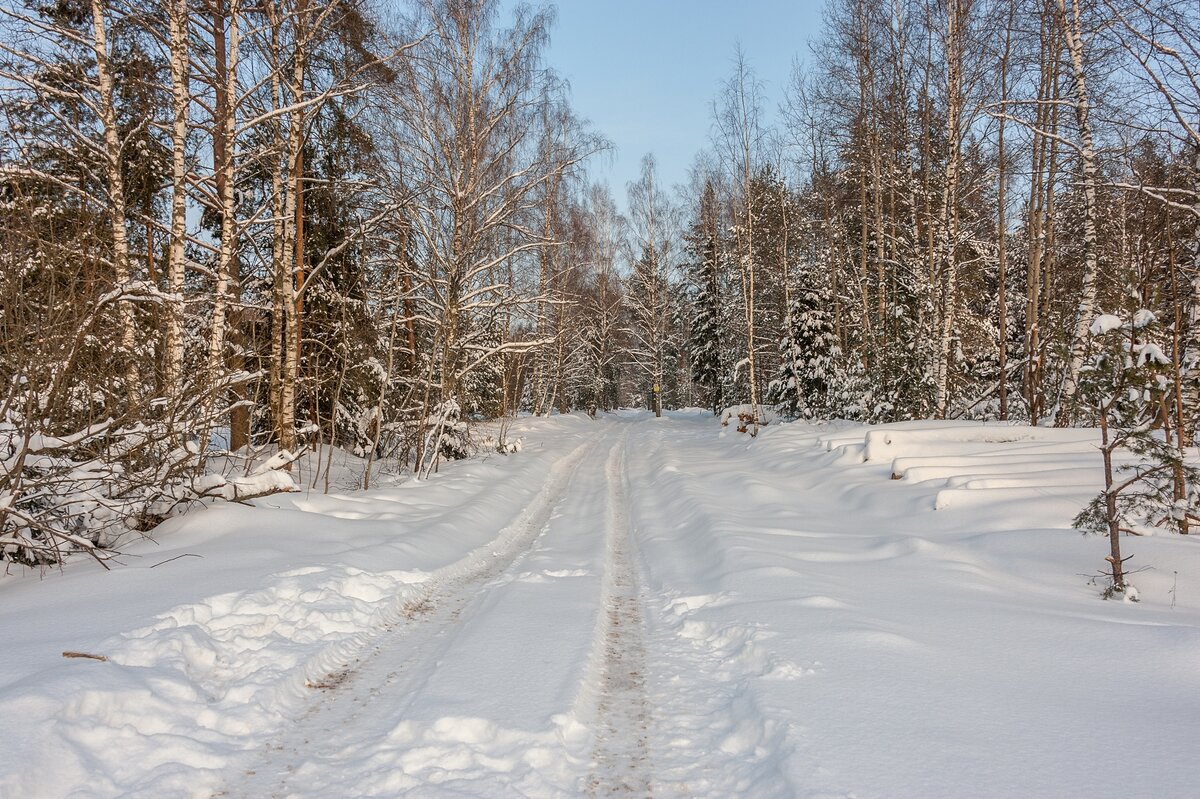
[{"left": 713, "top": 48, "right": 768, "bottom": 432}]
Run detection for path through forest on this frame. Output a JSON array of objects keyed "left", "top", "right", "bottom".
[{"left": 222, "top": 418, "right": 794, "bottom": 797}]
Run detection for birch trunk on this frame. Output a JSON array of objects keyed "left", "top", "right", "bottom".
[
  {"left": 213, "top": 0, "right": 250, "bottom": 452},
  {"left": 532, "top": 170, "right": 561, "bottom": 416},
  {"left": 267, "top": 6, "right": 297, "bottom": 453},
  {"left": 997, "top": 14, "right": 1014, "bottom": 421},
  {"left": 89, "top": 0, "right": 139, "bottom": 405},
  {"left": 1025, "top": 121, "right": 1046, "bottom": 420},
  {"left": 164, "top": 0, "right": 189, "bottom": 393},
  {"left": 277, "top": 5, "right": 306, "bottom": 454},
  {"left": 1180, "top": 147, "right": 1200, "bottom": 445},
  {"left": 740, "top": 219, "right": 760, "bottom": 433},
  {"left": 206, "top": 0, "right": 239, "bottom": 437},
  {"left": 1054, "top": 0, "right": 1102, "bottom": 427},
  {"left": 934, "top": 0, "right": 963, "bottom": 419}
]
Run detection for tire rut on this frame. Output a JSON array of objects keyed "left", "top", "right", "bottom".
[
  {"left": 587, "top": 434, "right": 653, "bottom": 798},
  {"left": 218, "top": 433, "right": 604, "bottom": 799}
]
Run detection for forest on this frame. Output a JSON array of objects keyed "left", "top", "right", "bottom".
[{"left": 1, "top": 0, "right": 1198, "bottom": 568}]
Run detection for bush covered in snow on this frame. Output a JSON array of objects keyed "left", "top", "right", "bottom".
[
  {"left": 720, "top": 404, "right": 779, "bottom": 434},
  {"left": 0, "top": 409, "right": 299, "bottom": 567}
]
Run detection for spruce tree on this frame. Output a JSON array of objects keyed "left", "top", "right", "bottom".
[
  {"left": 685, "top": 181, "right": 725, "bottom": 413},
  {"left": 768, "top": 288, "right": 839, "bottom": 419},
  {"left": 1074, "top": 309, "right": 1200, "bottom": 596}
]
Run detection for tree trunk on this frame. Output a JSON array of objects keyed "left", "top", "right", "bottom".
[
  {"left": 1100, "top": 418, "right": 1126, "bottom": 590},
  {"left": 1054, "top": 0, "right": 1102, "bottom": 426},
  {"left": 267, "top": 5, "right": 297, "bottom": 453},
  {"left": 214, "top": 0, "right": 250, "bottom": 452},
  {"left": 164, "top": 0, "right": 189, "bottom": 395},
  {"left": 207, "top": 0, "right": 240, "bottom": 452},
  {"left": 934, "top": 0, "right": 964, "bottom": 419},
  {"left": 89, "top": 0, "right": 139, "bottom": 407},
  {"left": 1180, "top": 146, "right": 1200, "bottom": 446},
  {"left": 1167, "top": 218, "right": 1190, "bottom": 533},
  {"left": 997, "top": 15, "right": 1013, "bottom": 421}
]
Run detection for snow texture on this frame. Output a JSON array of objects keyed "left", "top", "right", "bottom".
[{"left": 1, "top": 411, "right": 1199, "bottom": 798}]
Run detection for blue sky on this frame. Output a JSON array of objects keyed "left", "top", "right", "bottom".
[{"left": 527, "top": 1, "right": 827, "bottom": 203}]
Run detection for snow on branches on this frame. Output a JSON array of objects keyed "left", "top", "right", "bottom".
[
  {"left": 0, "top": 408, "right": 298, "bottom": 568},
  {"left": 1073, "top": 309, "right": 1200, "bottom": 596}
]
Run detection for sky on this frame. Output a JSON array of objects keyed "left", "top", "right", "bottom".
[{"left": 516, "top": 0, "right": 828, "bottom": 204}]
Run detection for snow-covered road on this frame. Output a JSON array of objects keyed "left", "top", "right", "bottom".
[
  {"left": 230, "top": 427, "right": 641, "bottom": 797},
  {"left": 3, "top": 411, "right": 1200, "bottom": 798},
  {"left": 224, "top": 421, "right": 793, "bottom": 797}
]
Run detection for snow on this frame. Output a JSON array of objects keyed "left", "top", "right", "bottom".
[
  {"left": 1136, "top": 342, "right": 1169, "bottom": 367},
  {"left": 719, "top": 403, "right": 779, "bottom": 431},
  {"left": 1090, "top": 313, "right": 1123, "bottom": 335},
  {"left": 2, "top": 412, "right": 1199, "bottom": 797}
]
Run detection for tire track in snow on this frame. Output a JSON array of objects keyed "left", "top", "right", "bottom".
[
  {"left": 617, "top": 422, "right": 799, "bottom": 798},
  {"left": 585, "top": 434, "right": 653, "bottom": 798},
  {"left": 220, "top": 431, "right": 605, "bottom": 799}
]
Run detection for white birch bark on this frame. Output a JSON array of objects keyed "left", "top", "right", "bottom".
[
  {"left": 262, "top": 0, "right": 309, "bottom": 454},
  {"left": 89, "top": 0, "right": 139, "bottom": 404},
  {"left": 1181, "top": 147, "right": 1200, "bottom": 443},
  {"left": 205, "top": 1, "right": 240, "bottom": 424},
  {"left": 1054, "top": 0, "right": 1102, "bottom": 426},
  {"left": 164, "top": 0, "right": 190, "bottom": 392},
  {"left": 933, "top": 0, "right": 963, "bottom": 419},
  {"left": 266, "top": 5, "right": 291, "bottom": 451}
]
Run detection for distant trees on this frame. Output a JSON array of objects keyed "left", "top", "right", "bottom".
[
  {"left": 714, "top": 49, "right": 769, "bottom": 434},
  {"left": 624, "top": 155, "right": 679, "bottom": 416},
  {"left": 644, "top": 0, "right": 1199, "bottom": 440}
]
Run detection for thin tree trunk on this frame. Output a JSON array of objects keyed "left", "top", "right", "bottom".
[
  {"left": 1100, "top": 415, "right": 1126, "bottom": 590},
  {"left": 267, "top": 5, "right": 297, "bottom": 453},
  {"left": 1024, "top": 16, "right": 1060, "bottom": 423},
  {"left": 532, "top": 171, "right": 561, "bottom": 416},
  {"left": 934, "top": 0, "right": 964, "bottom": 419},
  {"left": 1180, "top": 146, "right": 1200, "bottom": 446},
  {"left": 164, "top": 0, "right": 189, "bottom": 394},
  {"left": 277, "top": 0, "right": 309, "bottom": 454},
  {"left": 207, "top": 0, "right": 240, "bottom": 452},
  {"left": 1168, "top": 221, "right": 1189, "bottom": 533},
  {"left": 398, "top": 223, "right": 418, "bottom": 373},
  {"left": 214, "top": 0, "right": 250, "bottom": 452},
  {"left": 89, "top": 0, "right": 139, "bottom": 406},
  {"left": 997, "top": 14, "right": 1013, "bottom": 421},
  {"left": 294, "top": 144, "right": 305, "bottom": 359},
  {"left": 1055, "top": 0, "right": 1102, "bottom": 426}
]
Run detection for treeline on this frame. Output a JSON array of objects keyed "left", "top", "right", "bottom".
[
  {"left": 656, "top": 0, "right": 1200, "bottom": 435},
  {"left": 534, "top": 0, "right": 1200, "bottom": 437},
  {"left": 0, "top": 0, "right": 604, "bottom": 563},
  {"left": 2, "top": 0, "right": 1199, "bottom": 565}
]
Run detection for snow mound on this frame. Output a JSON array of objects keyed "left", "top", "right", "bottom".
[{"left": 719, "top": 404, "right": 779, "bottom": 433}]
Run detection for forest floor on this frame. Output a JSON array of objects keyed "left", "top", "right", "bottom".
[{"left": 2, "top": 411, "right": 1200, "bottom": 798}]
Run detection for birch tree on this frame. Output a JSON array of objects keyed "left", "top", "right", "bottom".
[
  {"left": 387, "top": 0, "right": 600, "bottom": 467},
  {"left": 625, "top": 154, "right": 676, "bottom": 416},
  {"left": 1053, "top": 0, "right": 1104, "bottom": 426},
  {"left": 713, "top": 49, "right": 767, "bottom": 432}
]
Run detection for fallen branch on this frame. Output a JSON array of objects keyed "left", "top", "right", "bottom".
[{"left": 149, "top": 553, "right": 203, "bottom": 568}]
